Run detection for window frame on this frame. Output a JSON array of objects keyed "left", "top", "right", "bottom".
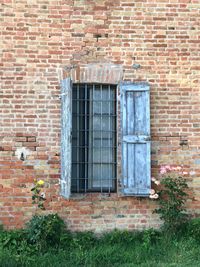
[
  {"left": 60, "top": 79, "right": 119, "bottom": 198},
  {"left": 71, "top": 83, "right": 117, "bottom": 193}
]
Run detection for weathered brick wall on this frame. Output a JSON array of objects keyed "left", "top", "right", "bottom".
[{"left": 1, "top": 0, "right": 200, "bottom": 231}]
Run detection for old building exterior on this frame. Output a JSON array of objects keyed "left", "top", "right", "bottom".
[{"left": 1, "top": 0, "right": 200, "bottom": 231}]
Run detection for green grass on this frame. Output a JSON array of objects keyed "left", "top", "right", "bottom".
[{"left": 1, "top": 229, "right": 200, "bottom": 267}]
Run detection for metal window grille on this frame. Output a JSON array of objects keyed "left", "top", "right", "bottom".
[{"left": 71, "top": 83, "right": 117, "bottom": 193}]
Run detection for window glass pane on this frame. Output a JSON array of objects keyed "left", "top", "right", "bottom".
[
  {"left": 90, "top": 164, "right": 115, "bottom": 188},
  {"left": 71, "top": 84, "right": 116, "bottom": 193},
  {"left": 93, "top": 116, "right": 113, "bottom": 131}
]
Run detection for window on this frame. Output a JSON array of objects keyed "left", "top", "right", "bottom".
[
  {"left": 60, "top": 78, "right": 151, "bottom": 199},
  {"left": 71, "top": 84, "right": 117, "bottom": 193}
]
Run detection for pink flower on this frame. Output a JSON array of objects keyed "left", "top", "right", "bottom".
[
  {"left": 154, "top": 180, "right": 160, "bottom": 185},
  {"left": 150, "top": 189, "right": 155, "bottom": 195},
  {"left": 160, "top": 164, "right": 177, "bottom": 174},
  {"left": 165, "top": 165, "right": 171, "bottom": 170},
  {"left": 151, "top": 177, "right": 156, "bottom": 182},
  {"left": 153, "top": 193, "right": 159, "bottom": 199},
  {"left": 149, "top": 193, "right": 159, "bottom": 199},
  {"left": 182, "top": 172, "right": 188, "bottom": 175},
  {"left": 160, "top": 167, "right": 167, "bottom": 174}
]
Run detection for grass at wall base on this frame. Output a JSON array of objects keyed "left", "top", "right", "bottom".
[
  {"left": 1, "top": 209, "right": 200, "bottom": 267},
  {"left": 1, "top": 220, "right": 200, "bottom": 267}
]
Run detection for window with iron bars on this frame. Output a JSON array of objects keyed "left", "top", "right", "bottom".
[{"left": 71, "top": 83, "right": 117, "bottom": 193}]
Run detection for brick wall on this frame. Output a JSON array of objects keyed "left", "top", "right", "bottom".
[{"left": 1, "top": 0, "right": 200, "bottom": 231}]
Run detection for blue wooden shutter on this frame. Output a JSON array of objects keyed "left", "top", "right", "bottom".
[
  {"left": 120, "top": 82, "right": 151, "bottom": 196},
  {"left": 60, "top": 78, "right": 72, "bottom": 199}
]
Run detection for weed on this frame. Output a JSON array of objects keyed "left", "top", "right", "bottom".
[{"left": 25, "top": 213, "right": 66, "bottom": 251}]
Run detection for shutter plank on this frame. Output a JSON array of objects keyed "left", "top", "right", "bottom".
[
  {"left": 60, "top": 78, "right": 72, "bottom": 199},
  {"left": 135, "top": 92, "right": 147, "bottom": 134},
  {"left": 121, "top": 82, "right": 151, "bottom": 196},
  {"left": 127, "top": 143, "right": 135, "bottom": 188},
  {"left": 127, "top": 91, "right": 135, "bottom": 134}
]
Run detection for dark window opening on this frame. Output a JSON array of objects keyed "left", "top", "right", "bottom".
[{"left": 71, "top": 83, "right": 117, "bottom": 193}]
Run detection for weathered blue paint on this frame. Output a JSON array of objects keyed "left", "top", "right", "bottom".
[
  {"left": 121, "top": 82, "right": 149, "bottom": 92},
  {"left": 194, "top": 159, "right": 200, "bottom": 165},
  {"left": 60, "top": 77, "right": 72, "bottom": 199},
  {"left": 120, "top": 82, "right": 151, "bottom": 196}
]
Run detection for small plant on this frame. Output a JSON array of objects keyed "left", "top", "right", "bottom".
[
  {"left": 0, "top": 229, "right": 32, "bottom": 257},
  {"left": 72, "top": 231, "right": 97, "bottom": 249},
  {"left": 26, "top": 214, "right": 66, "bottom": 251},
  {"left": 142, "top": 228, "right": 160, "bottom": 249},
  {"left": 31, "top": 179, "right": 46, "bottom": 210},
  {"left": 154, "top": 165, "right": 189, "bottom": 232},
  {"left": 1, "top": 230, "right": 24, "bottom": 249}
]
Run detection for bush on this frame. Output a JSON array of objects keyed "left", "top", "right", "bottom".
[
  {"left": 25, "top": 213, "right": 66, "bottom": 251},
  {"left": 154, "top": 175, "right": 189, "bottom": 232}
]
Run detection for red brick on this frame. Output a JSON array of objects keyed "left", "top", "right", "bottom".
[{"left": 27, "top": 137, "right": 36, "bottom": 142}]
